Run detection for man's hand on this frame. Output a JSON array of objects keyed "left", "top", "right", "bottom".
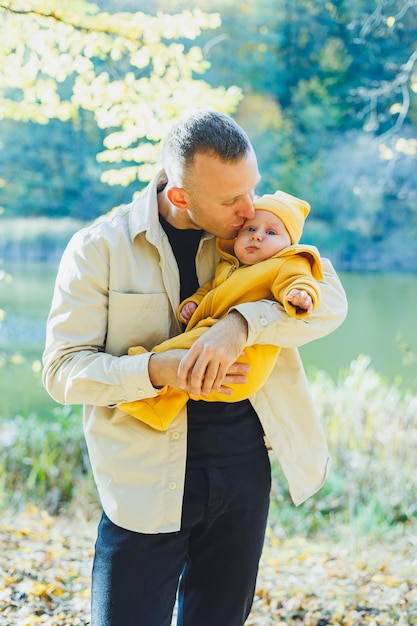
[
  {"left": 148, "top": 349, "right": 189, "bottom": 389},
  {"left": 177, "top": 311, "right": 250, "bottom": 397}
]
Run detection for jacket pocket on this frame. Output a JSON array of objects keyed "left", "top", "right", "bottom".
[{"left": 106, "top": 291, "right": 171, "bottom": 356}]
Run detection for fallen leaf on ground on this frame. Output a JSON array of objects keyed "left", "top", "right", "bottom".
[{"left": 0, "top": 506, "right": 416, "bottom": 625}]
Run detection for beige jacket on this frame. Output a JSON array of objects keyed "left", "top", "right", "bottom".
[{"left": 42, "top": 172, "right": 348, "bottom": 533}]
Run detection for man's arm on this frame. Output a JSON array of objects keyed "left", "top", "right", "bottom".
[
  {"left": 176, "top": 311, "right": 249, "bottom": 397},
  {"left": 42, "top": 232, "right": 162, "bottom": 407},
  {"left": 176, "top": 258, "right": 347, "bottom": 396},
  {"left": 234, "top": 257, "right": 347, "bottom": 348}
]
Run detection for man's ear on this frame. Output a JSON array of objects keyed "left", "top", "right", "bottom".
[{"left": 167, "top": 187, "right": 188, "bottom": 212}]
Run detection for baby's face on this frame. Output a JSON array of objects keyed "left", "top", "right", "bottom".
[{"left": 233, "top": 210, "right": 291, "bottom": 265}]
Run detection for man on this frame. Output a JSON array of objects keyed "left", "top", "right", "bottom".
[{"left": 43, "top": 109, "right": 347, "bottom": 626}]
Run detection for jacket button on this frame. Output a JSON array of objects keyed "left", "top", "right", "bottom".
[
  {"left": 136, "top": 388, "right": 145, "bottom": 398},
  {"left": 260, "top": 317, "right": 268, "bottom": 326},
  {"left": 168, "top": 482, "right": 177, "bottom": 490},
  {"left": 171, "top": 431, "right": 180, "bottom": 440}
]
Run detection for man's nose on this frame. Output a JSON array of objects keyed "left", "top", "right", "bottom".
[{"left": 236, "top": 194, "right": 255, "bottom": 219}]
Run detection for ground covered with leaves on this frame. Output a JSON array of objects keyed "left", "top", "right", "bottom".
[{"left": 0, "top": 506, "right": 416, "bottom": 625}]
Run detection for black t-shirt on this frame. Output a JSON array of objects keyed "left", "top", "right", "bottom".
[
  {"left": 159, "top": 215, "right": 201, "bottom": 305},
  {"left": 159, "top": 214, "right": 265, "bottom": 467}
]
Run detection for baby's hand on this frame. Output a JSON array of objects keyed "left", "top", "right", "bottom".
[
  {"left": 179, "top": 301, "right": 198, "bottom": 323},
  {"left": 286, "top": 289, "right": 313, "bottom": 314}
]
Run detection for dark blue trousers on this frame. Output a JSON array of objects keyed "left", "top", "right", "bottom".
[{"left": 90, "top": 448, "right": 271, "bottom": 626}]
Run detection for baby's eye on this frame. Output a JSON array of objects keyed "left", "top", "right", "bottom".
[
  {"left": 267, "top": 230, "right": 277, "bottom": 235},
  {"left": 247, "top": 226, "right": 256, "bottom": 232}
]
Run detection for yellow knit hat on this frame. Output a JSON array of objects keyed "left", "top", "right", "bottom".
[{"left": 253, "top": 190, "right": 310, "bottom": 244}]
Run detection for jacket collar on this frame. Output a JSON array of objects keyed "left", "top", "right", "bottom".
[
  {"left": 128, "top": 170, "right": 215, "bottom": 248},
  {"left": 128, "top": 170, "right": 167, "bottom": 244}
]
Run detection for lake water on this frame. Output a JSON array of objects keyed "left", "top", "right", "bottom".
[
  {"left": 1, "top": 263, "right": 417, "bottom": 419},
  {"left": 300, "top": 271, "right": 417, "bottom": 387}
]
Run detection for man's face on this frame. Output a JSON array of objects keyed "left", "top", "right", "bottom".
[
  {"left": 233, "top": 210, "right": 291, "bottom": 265},
  {"left": 181, "top": 149, "right": 261, "bottom": 240}
]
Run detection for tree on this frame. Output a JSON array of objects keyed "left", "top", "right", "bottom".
[
  {"left": 1, "top": 0, "right": 417, "bottom": 268},
  {"left": 0, "top": 0, "right": 242, "bottom": 194}
]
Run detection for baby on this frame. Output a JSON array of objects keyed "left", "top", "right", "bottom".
[{"left": 119, "top": 190, "right": 323, "bottom": 430}]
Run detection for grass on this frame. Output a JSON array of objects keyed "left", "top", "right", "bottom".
[
  {"left": 269, "top": 355, "right": 417, "bottom": 540},
  {"left": 0, "top": 406, "right": 96, "bottom": 515}
]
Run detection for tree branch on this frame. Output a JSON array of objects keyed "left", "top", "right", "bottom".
[{"left": 0, "top": 3, "right": 144, "bottom": 42}]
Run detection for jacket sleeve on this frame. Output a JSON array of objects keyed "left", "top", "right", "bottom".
[
  {"left": 231, "top": 257, "right": 347, "bottom": 349},
  {"left": 42, "top": 231, "right": 160, "bottom": 407},
  {"left": 272, "top": 254, "right": 321, "bottom": 318}
]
